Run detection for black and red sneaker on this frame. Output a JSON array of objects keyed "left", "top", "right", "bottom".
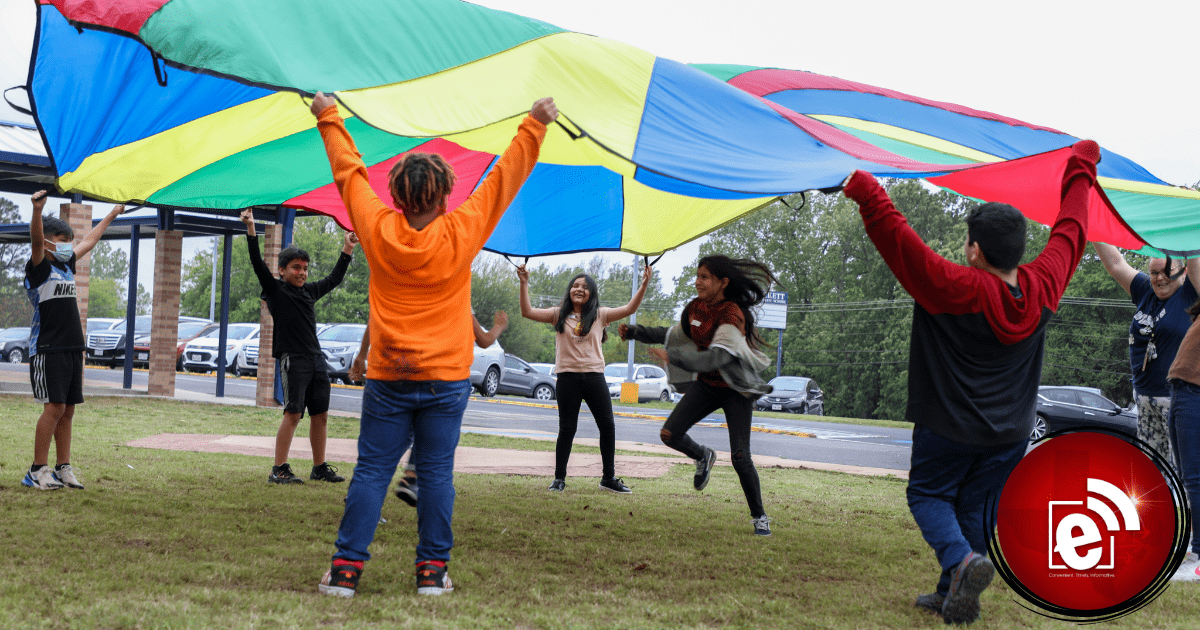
[
  {"left": 319, "top": 561, "right": 362, "bottom": 598},
  {"left": 415, "top": 561, "right": 454, "bottom": 595}
]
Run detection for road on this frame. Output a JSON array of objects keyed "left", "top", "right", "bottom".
[{"left": 0, "top": 363, "right": 914, "bottom": 472}]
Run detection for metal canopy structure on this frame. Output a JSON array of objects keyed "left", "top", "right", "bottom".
[{"left": 0, "top": 118, "right": 308, "bottom": 402}]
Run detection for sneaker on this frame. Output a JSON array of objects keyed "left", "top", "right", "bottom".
[
  {"left": 416, "top": 561, "right": 454, "bottom": 595},
  {"left": 318, "top": 562, "right": 362, "bottom": 598},
  {"left": 310, "top": 462, "right": 345, "bottom": 483},
  {"left": 1171, "top": 552, "right": 1200, "bottom": 582},
  {"left": 395, "top": 477, "right": 419, "bottom": 506},
  {"left": 694, "top": 447, "right": 717, "bottom": 491},
  {"left": 548, "top": 478, "right": 566, "bottom": 492},
  {"left": 599, "top": 477, "right": 632, "bottom": 493},
  {"left": 268, "top": 463, "right": 305, "bottom": 485},
  {"left": 941, "top": 552, "right": 994, "bottom": 625},
  {"left": 751, "top": 515, "right": 773, "bottom": 536},
  {"left": 53, "top": 464, "right": 84, "bottom": 489},
  {"left": 21, "top": 466, "right": 64, "bottom": 491},
  {"left": 915, "top": 592, "right": 945, "bottom": 615}
]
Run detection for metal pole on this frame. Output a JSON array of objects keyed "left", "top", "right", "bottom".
[
  {"left": 625, "top": 254, "right": 638, "bottom": 382},
  {"left": 209, "top": 236, "right": 218, "bottom": 320},
  {"left": 216, "top": 231, "right": 233, "bottom": 397},
  {"left": 776, "top": 329, "right": 784, "bottom": 379},
  {"left": 121, "top": 224, "right": 140, "bottom": 389}
]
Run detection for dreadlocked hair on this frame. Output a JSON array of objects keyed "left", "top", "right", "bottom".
[
  {"left": 388, "top": 153, "right": 457, "bottom": 217},
  {"left": 683, "top": 255, "right": 782, "bottom": 350}
]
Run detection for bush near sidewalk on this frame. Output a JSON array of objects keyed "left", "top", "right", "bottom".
[{"left": 1, "top": 396, "right": 1196, "bottom": 629}]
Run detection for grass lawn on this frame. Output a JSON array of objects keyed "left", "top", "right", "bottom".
[{"left": 2, "top": 394, "right": 1196, "bottom": 629}]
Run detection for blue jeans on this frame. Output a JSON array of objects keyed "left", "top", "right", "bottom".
[
  {"left": 333, "top": 379, "right": 470, "bottom": 564},
  {"left": 906, "top": 424, "right": 1026, "bottom": 594},
  {"left": 1169, "top": 379, "right": 1200, "bottom": 554}
]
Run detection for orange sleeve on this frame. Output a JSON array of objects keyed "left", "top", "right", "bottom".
[
  {"left": 445, "top": 116, "right": 547, "bottom": 254},
  {"left": 315, "top": 105, "right": 392, "bottom": 255}
]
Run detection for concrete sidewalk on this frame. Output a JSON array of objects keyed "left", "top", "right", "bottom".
[{"left": 0, "top": 367, "right": 908, "bottom": 480}]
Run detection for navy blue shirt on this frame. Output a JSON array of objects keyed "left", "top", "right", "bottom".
[{"left": 1129, "top": 272, "right": 1198, "bottom": 397}]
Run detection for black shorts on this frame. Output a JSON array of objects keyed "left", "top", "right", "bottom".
[
  {"left": 280, "top": 353, "right": 330, "bottom": 417},
  {"left": 30, "top": 351, "right": 84, "bottom": 406}
]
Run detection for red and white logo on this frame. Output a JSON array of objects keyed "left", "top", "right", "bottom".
[{"left": 993, "top": 430, "right": 1188, "bottom": 620}]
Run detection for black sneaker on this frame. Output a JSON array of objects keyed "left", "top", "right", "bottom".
[
  {"left": 318, "top": 562, "right": 361, "bottom": 598},
  {"left": 310, "top": 462, "right": 345, "bottom": 483},
  {"left": 694, "top": 447, "right": 717, "bottom": 491},
  {"left": 269, "top": 463, "right": 305, "bottom": 484},
  {"left": 751, "top": 515, "right": 773, "bottom": 536},
  {"left": 915, "top": 592, "right": 945, "bottom": 615},
  {"left": 548, "top": 478, "right": 566, "bottom": 492},
  {"left": 941, "top": 552, "right": 994, "bottom": 625},
  {"left": 416, "top": 561, "right": 454, "bottom": 595},
  {"left": 599, "top": 477, "right": 632, "bottom": 494},
  {"left": 395, "top": 477, "right": 419, "bottom": 507}
]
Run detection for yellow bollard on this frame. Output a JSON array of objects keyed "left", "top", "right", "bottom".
[{"left": 619, "top": 382, "right": 639, "bottom": 404}]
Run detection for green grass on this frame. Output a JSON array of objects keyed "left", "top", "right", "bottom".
[
  {"left": 1, "top": 395, "right": 1195, "bottom": 629},
  {"left": 458, "top": 432, "right": 677, "bottom": 459}
]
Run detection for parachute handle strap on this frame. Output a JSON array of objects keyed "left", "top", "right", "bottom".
[
  {"left": 555, "top": 114, "right": 588, "bottom": 141},
  {"left": 3, "top": 86, "right": 32, "bottom": 117},
  {"left": 150, "top": 51, "right": 168, "bottom": 87},
  {"left": 779, "top": 192, "right": 808, "bottom": 212},
  {"left": 501, "top": 255, "right": 529, "bottom": 269},
  {"left": 1165, "top": 254, "right": 1188, "bottom": 281}
]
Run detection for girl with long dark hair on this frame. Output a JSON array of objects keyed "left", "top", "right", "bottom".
[
  {"left": 620, "top": 255, "right": 778, "bottom": 535},
  {"left": 519, "top": 263, "right": 652, "bottom": 494}
]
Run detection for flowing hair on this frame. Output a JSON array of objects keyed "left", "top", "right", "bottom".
[
  {"left": 554, "top": 273, "right": 606, "bottom": 341},
  {"left": 683, "top": 255, "right": 780, "bottom": 349},
  {"left": 387, "top": 152, "right": 457, "bottom": 216}
]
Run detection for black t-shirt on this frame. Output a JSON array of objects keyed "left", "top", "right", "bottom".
[
  {"left": 247, "top": 235, "right": 351, "bottom": 358},
  {"left": 24, "top": 253, "right": 85, "bottom": 355}
]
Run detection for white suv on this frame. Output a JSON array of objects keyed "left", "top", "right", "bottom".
[
  {"left": 471, "top": 341, "right": 505, "bottom": 397},
  {"left": 604, "top": 363, "right": 673, "bottom": 402},
  {"left": 182, "top": 323, "right": 260, "bottom": 373}
]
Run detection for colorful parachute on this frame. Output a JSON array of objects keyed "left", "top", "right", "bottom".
[{"left": 28, "top": 0, "right": 1200, "bottom": 256}]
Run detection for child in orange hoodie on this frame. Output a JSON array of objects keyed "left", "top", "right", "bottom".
[{"left": 312, "top": 92, "right": 557, "bottom": 598}]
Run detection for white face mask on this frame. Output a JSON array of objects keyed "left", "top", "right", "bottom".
[{"left": 46, "top": 241, "right": 72, "bottom": 262}]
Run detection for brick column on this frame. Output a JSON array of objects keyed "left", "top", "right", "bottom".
[
  {"left": 255, "top": 224, "right": 282, "bottom": 407},
  {"left": 148, "top": 230, "right": 183, "bottom": 396},
  {"left": 59, "top": 202, "right": 93, "bottom": 336}
]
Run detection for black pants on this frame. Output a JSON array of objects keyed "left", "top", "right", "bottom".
[
  {"left": 662, "top": 379, "right": 764, "bottom": 517},
  {"left": 554, "top": 372, "right": 616, "bottom": 480}
]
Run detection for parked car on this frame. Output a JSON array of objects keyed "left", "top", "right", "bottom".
[
  {"left": 238, "top": 338, "right": 261, "bottom": 377},
  {"left": 1032, "top": 386, "right": 1138, "bottom": 440},
  {"left": 756, "top": 376, "right": 824, "bottom": 415},
  {"left": 182, "top": 323, "right": 260, "bottom": 373},
  {"left": 0, "top": 327, "right": 31, "bottom": 363},
  {"left": 471, "top": 341, "right": 505, "bottom": 397},
  {"left": 318, "top": 323, "right": 367, "bottom": 384},
  {"left": 86, "top": 318, "right": 122, "bottom": 334},
  {"left": 604, "top": 363, "right": 673, "bottom": 402},
  {"left": 86, "top": 315, "right": 153, "bottom": 367},
  {"left": 529, "top": 362, "right": 556, "bottom": 376},
  {"left": 130, "top": 316, "right": 213, "bottom": 369},
  {"left": 496, "top": 354, "right": 557, "bottom": 400}
]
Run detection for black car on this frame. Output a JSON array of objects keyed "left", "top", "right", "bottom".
[
  {"left": 0, "top": 327, "right": 31, "bottom": 364},
  {"left": 1032, "top": 386, "right": 1137, "bottom": 440},
  {"left": 756, "top": 376, "right": 824, "bottom": 415},
  {"left": 497, "top": 354, "right": 557, "bottom": 401}
]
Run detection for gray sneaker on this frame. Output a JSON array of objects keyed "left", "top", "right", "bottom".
[
  {"left": 694, "top": 447, "right": 717, "bottom": 491},
  {"left": 941, "top": 552, "right": 994, "bottom": 625},
  {"left": 53, "top": 464, "right": 84, "bottom": 489},
  {"left": 915, "top": 592, "right": 944, "bottom": 615},
  {"left": 751, "top": 515, "right": 773, "bottom": 536},
  {"left": 548, "top": 478, "right": 566, "bottom": 492}
]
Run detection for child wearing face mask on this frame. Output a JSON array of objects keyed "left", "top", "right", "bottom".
[{"left": 22, "top": 190, "right": 124, "bottom": 490}]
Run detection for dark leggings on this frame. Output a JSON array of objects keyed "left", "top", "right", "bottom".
[
  {"left": 554, "top": 372, "right": 617, "bottom": 480},
  {"left": 661, "top": 379, "right": 764, "bottom": 517}
]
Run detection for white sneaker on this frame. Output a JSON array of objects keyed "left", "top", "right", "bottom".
[
  {"left": 54, "top": 465, "right": 84, "bottom": 489},
  {"left": 21, "top": 467, "right": 64, "bottom": 490},
  {"left": 1172, "top": 552, "right": 1200, "bottom": 582}
]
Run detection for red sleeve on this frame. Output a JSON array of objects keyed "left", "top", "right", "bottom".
[
  {"left": 844, "top": 171, "right": 986, "bottom": 315},
  {"left": 1020, "top": 142, "right": 1098, "bottom": 305}
]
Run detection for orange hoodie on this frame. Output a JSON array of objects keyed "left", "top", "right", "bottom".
[{"left": 316, "top": 106, "right": 546, "bottom": 381}]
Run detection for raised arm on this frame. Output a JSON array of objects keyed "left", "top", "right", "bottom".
[
  {"left": 473, "top": 310, "right": 508, "bottom": 348},
  {"left": 1186, "top": 256, "right": 1200, "bottom": 296},
  {"left": 311, "top": 92, "right": 394, "bottom": 247},
  {"left": 1092, "top": 242, "right": 1137, "bottom": 296},
  {"left": 29, "top": 190, "right": 47, "bottom": 265},
  {"left": 74, "top": 203, "right": 125, "bottom": 259},
  {"left": 240, "top": 209, "right": 278, "bottom": 295},
  {"left": 311, "top": 231, "right": 357, "bottom": 298},
  {"left": 517, "top": 264, "right": 557, "bottom": 324},
  {"left": 607, "top": 264, "right": 653, "bottom": 321}
]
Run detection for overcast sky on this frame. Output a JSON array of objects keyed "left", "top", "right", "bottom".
[{"left": 2, "top": 0, "right": 1197, "bottom": 303}]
